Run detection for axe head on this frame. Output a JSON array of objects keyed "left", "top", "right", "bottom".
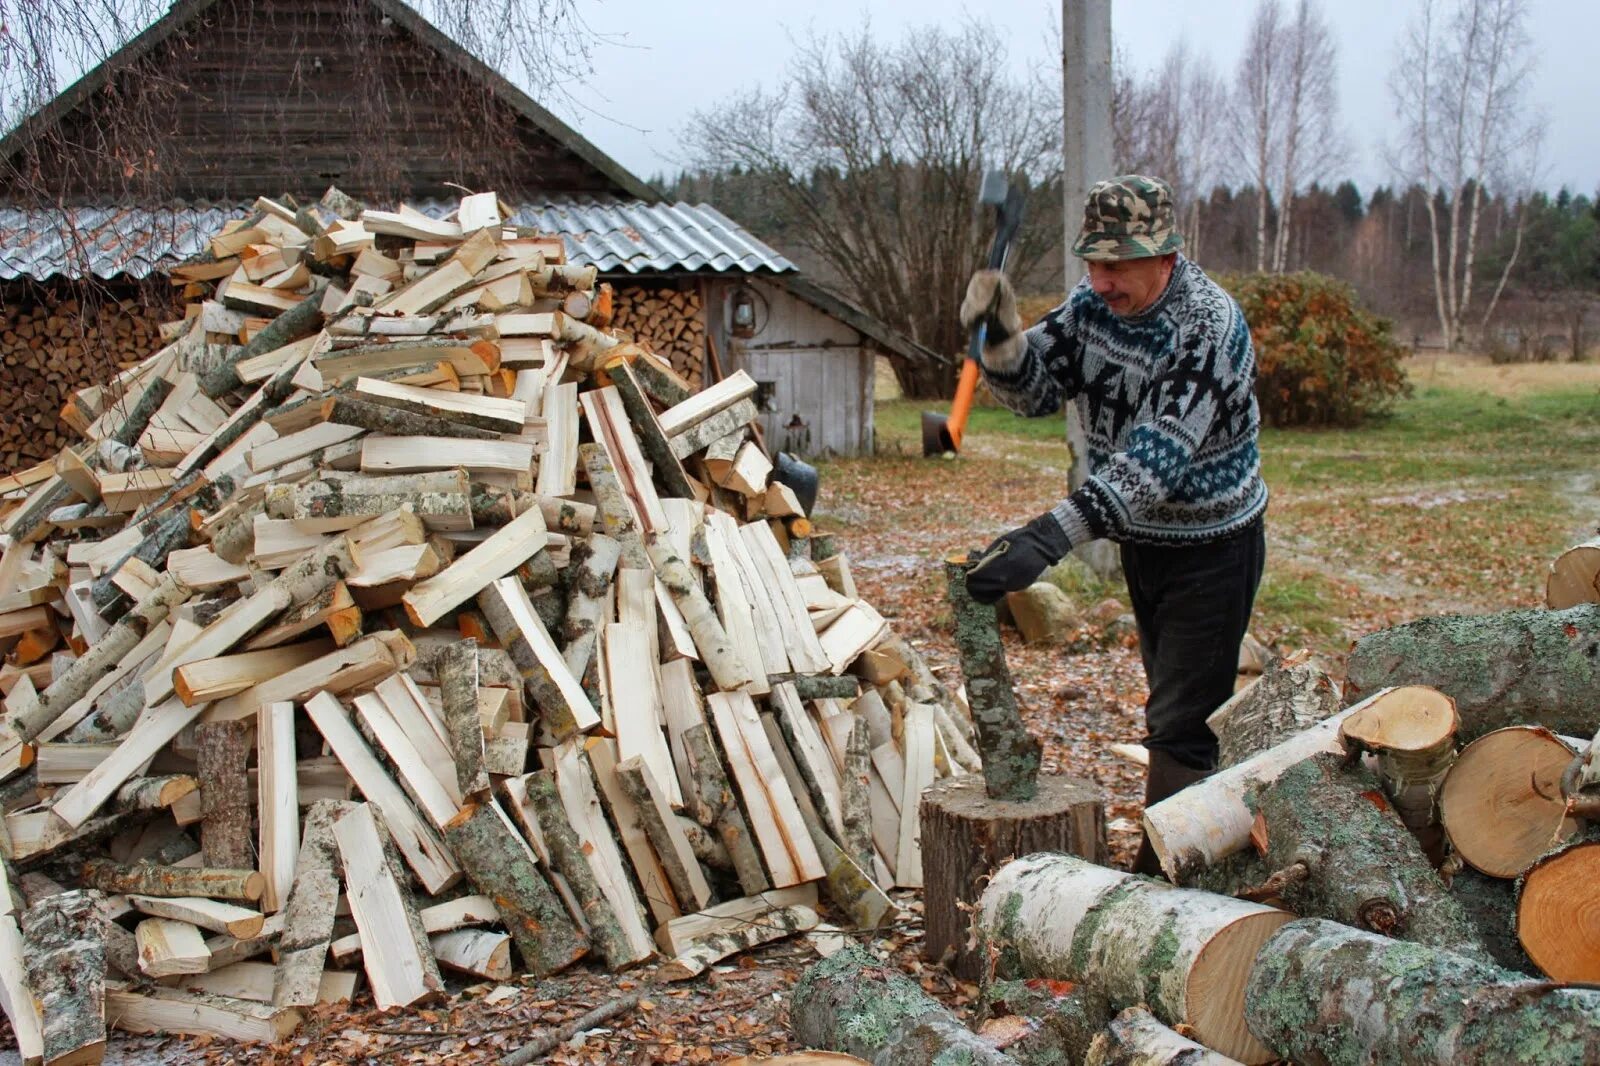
[{"left": 977, "top": 169, "right": 1008, "bottom": 208}]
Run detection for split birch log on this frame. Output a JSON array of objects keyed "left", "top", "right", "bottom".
[
  {"left": 659, "top": 903, "right": 819, "bottom": 981},
  {"left": 1243, "top": 917, "right": 1600, "bottom": 1065},
  {"left": 197, "top": 719, "right": 254, "bottom": 868},
  {"left": 840, "top": 715, "right": 875, "bottom": 875},
  {"left": 578, "top": 443, "right": 647, "bottom": 568},
  {"left": 1144, "top": 688, "right": 1397, "bottom": 883},
  {"left": 944, "top": 556, "right": 1040, "bottom": 802},
  {"left": 758, "top": 714, "right": 895, "bottom": 930},
  {"left": 80, "top": 859, "right": 264, "bottom": 902},
  {"left": 1338, "top": 684, "right": 1458, "bottom": 860},
  {"left": 430, "top": 928, "right": 513, "bottom": 980},
  {"left": 920, "top": 774, "right": 1104, "bottom": 980},
  {"left": 440, "top": 640, "right": 488, "bottom": 798},
  {"left": 23, "top": 889, "right": 107, "bottom": 1066},
  {"left": 3, "top": 570, "right": 193, "bottom": 746},
  {"left": 1249, "top": 753, "right": 1491, "bottom": 963},
  {"left": 135, "top": 918, "right": 212, "bottom": 977},
  {"left": 441, "top": 798, "right": 589, "bottom": 976},
  {"left": 1344, "top": 604, "right": 1600, "bottom": 743},
  {"left": 1439, "top": 726, "right": 1581, "bottom": 878},
  {"left": 1515, "top": 839, "right": 1600, "bottom": 981},
  {"left": 272, "top": 800, "right": 352, "bottom": 1010},
  {"left": 124, "top": 896, "right": 264, "bottom": 939},
  {"left": 332, "top": 802, "right": 444, "bottom": 1010},
  {"left": 257, "top": 702, "right": 298, "bottom": 914},
  {"left": 520, "top": 769, "right": 632, "bottom": 969},
  {"left": 605, "top": 358, "right": 696, "bottom": 500},
  {"left": 614, "top": 755, "right": 715, "bottom": 914},
  {"left": 199, "top": 291, "right": 322, "bottom": 398},
  {"left": 1207, "top": 649, "right": 1340, "bottom": 770},
  {"left": 560, "top": 532, "right": 621, "bottom": 692},
  {"left": 1545, "top": 537, "right": 1600, "bottom": 609},
  {"left": 1086, "top": 1006, "right": 1245, "bottom": 1066},
  {"left": 320, "top": 395, "right": 501, "bottom": 440},
  {"left": 790, "top": 942, "right": 1023, "bottom": 1065},
  {"left": 647, "top": 534, "right": 752, "bottom": 691},
  {"left": 477, "top": 576, "right": 598, "bottom": 739},
  {"left": 977, "top": 853, "right": 1292, "bottom": 1064},
  {"left": 681, "top": 723, "right": 769, "bottom": 896}
]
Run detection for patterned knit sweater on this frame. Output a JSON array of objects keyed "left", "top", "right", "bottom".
[{"left": 980, "top": 255, "right": 1267, "bottom": 548}]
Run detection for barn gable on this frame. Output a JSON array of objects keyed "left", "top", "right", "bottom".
[{"left": 0, "top": 0, "right": 651, "bottom": 204}]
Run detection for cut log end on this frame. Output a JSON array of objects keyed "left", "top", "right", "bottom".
[
  {"left": 1339, "top": 684, "right": 1458, "bottom": 752},
  {"left": 1518, "top": 840, "right": 1600, "bottom": 982},
  {"left": 1441, "top": 725, "right": 1579, "bottom": 878}
]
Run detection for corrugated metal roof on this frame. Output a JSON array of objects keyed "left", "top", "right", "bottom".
[{"left": 0, "top": 198, "right": 795, "bottom": 282}]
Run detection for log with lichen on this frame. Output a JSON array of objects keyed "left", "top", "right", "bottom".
[
  {"left": 23, "top": 888, "right": 107, "bottom": 1066},
  {"left": 1344, "top": 604, "right": 1600, "bottom": 743},
  {"left": 977, "top": 852, "right": 1291, "bottom": 1064},
  {"left": 1208, "top": 649, "right": 1340, "bottom": 770},
  {"left": 1247, "top": 753, "right": 1491, "bottom": 963},
  {"left": 943, "top": 556, "right": 1041, "bottom": 802},
  {"left": 520, "top": 769, "right": 632, "bottom": 969},
  {"left": 1243, "top": 918, "right": 1600, "bottom": 1065},
  {"left": 790, "top": 942, "right": 1023, "bottom": 1065},
  {"left": 442, "top": 797, "right": 588, "bottom": 977}
]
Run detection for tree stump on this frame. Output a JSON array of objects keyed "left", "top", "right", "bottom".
[{"left": 920, "top": 774, "right": 1104, "bottom": 979}]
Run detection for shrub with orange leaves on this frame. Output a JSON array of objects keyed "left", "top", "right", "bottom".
[{"left": 1219, "top": 271, "right": 1412, "bottom": 428}]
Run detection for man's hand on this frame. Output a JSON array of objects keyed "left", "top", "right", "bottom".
[
  {"left": 961, "top": 270, "right": 1025, "bottom": 371},
  {"left": 964, "top": 513, "right": 1073, "bottom": 605}
]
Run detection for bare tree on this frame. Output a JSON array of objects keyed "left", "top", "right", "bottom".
[
  {"left": 1231, "top": 0, "right": 1287, "bottom": 273},
  {"left": 1390, "top": 0, "right": 1542, "bottom": 349},
  {"left": 685, "top": 21, "right": 1061, "bottom": 399},
  {"left": 1110, "top": 41, "right": 1226, "bottom": 262},
  {"left": 1270, "top": 0, "right": 1342, "bottom": 272}
]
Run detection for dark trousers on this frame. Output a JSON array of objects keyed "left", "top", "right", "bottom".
[{"left": 1120, "top": 517, "right": 1266, "bottom": 771}]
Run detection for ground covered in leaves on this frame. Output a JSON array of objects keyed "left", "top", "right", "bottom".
[{"left": 94, "top": 357, "right": 1600, "bottom": 1065}]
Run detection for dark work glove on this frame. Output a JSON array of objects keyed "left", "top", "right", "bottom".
[{"left": 964, "top": 513, "right": 1073, "bottom": 605}]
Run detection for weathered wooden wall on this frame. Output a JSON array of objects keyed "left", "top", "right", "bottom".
[
  {"left": 1, "top": 0, "right": 624, "bottom": 204},
  {"left": 708, "top": 278, "right": 875, "bottom": 458}
]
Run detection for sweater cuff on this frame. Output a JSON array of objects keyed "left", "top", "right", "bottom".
[
  {"left": 978, "top": 334, "right": 1028, "bottom": 381},
  {"left": 1047, "top": 498, "right": 1096, "bottom": 551}
]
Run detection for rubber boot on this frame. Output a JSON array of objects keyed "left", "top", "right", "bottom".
[{"left": 1131, "top": 749, "right": 1212, "bottom": 878}]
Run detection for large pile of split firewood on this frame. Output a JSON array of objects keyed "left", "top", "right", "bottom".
[
  {"left": 0, "top": 189, "right": 981, "bottom": 1064},
  {"left": 792, "top": 562, "right": 1600, "bottom": 1065}
]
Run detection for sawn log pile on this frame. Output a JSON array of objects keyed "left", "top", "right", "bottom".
[
  {"left": 794, "top": 581, "right": 1600, "bottom": 1063},
  {"left": 0, "top": 188, "right": 981, "bottom": 1063}
]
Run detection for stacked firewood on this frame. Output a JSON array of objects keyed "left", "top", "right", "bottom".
[
  {"left": 0, "top": 290, "right": 169, "bottom": 469},
  {"left": 795, "top": 586, "right": 1600, "bottom": 1064},
  {"left": 609, "top": 285, "right": 708, "bottom": 388},
  {"left": 0, "top": 188, "right": 981, "bottom": 1064}
]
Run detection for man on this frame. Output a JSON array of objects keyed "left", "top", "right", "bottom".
[{"left": 960, "top": 175, "right": 1267, "bottom": 876}]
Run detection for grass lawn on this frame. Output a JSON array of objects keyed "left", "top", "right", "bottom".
[{"left": 824, "top": 368, "right": 1600, "bottom": 662}]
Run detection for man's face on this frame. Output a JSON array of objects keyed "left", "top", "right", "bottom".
[{"left": 1086, "top": 253, "right": 1176, "bottom": 317}]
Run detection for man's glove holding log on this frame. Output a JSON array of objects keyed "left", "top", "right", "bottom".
[
  {"left": 964, "top": 512, "right": 1073, "bottom": 604},
  {"left": 960, "top": 270, "right": 1025, "bottom": 372}
]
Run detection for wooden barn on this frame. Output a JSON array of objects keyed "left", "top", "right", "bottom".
[{"left": 0, "top": 0, "right": 940, "bottom": 466}]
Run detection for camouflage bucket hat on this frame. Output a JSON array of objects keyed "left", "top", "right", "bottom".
[{"left": 1072, "top": 174, "right": 1185, "bottom": 261}]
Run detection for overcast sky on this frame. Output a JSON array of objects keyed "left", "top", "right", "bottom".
[{"left": 548, "top": 0, "right": 1599, "bottom": 199}]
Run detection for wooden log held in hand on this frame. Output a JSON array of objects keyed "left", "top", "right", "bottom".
[{"left": 918, "top": 556, "right": 1103, "bottom": 979}]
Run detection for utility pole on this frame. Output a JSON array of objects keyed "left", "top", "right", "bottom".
[{"left": 1061, "top": 0, "right": 1120, "bottom": 578}]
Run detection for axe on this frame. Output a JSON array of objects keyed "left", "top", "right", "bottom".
[{"left": 922, "top": 169, "right": 1027, "bottom": 456}]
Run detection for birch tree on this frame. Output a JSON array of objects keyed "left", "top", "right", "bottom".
[
  {"left": 1231, "top": 0, "right": 1287, "bottom": 273},
  {"left": 1390, "top": 0, "right": 1542, "bottom": 349},
  {"left": 1271, "top": 0, "right": 1343, "bottom": 272}
]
